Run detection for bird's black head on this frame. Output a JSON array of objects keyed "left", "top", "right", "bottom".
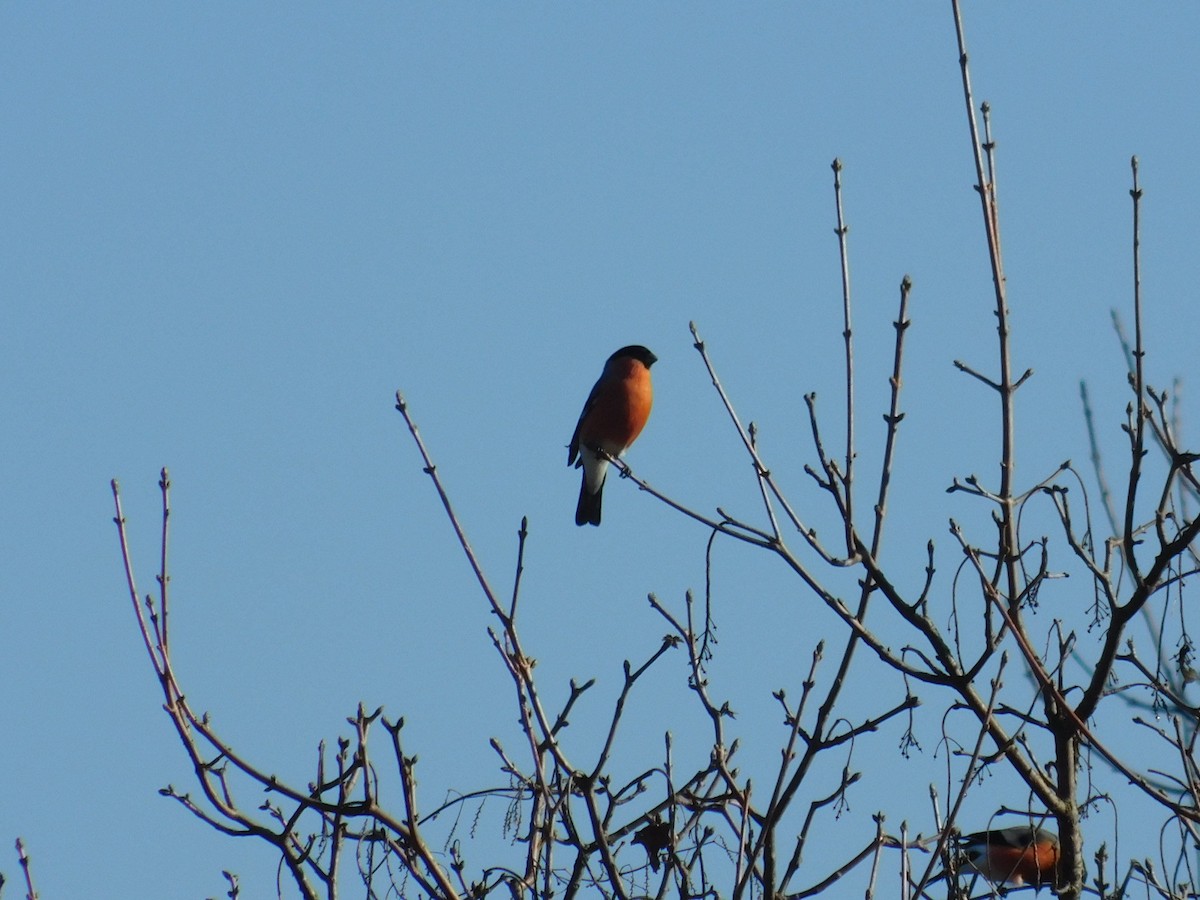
[{"left": 610, "top": 345, "right": 658, "bottom": 368}]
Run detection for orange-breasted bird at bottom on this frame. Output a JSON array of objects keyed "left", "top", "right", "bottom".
[
  {"left": 568, "top": 345, "right": 657, "bottom": 526},
  {"left": 957, "top": 826, "right": 1061, "bottom": 891}
]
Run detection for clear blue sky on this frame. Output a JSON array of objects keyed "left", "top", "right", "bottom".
[{"left": 3, "top": 4, "right": 1199, "bottom": 896}]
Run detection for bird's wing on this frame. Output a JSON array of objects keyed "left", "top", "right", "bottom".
[{"left": 568, "top": 376, "right": 604, "bottom": 466}]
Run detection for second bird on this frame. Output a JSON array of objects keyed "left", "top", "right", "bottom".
[
  {"left": 568, "top": 345, "right": 657, "bottom": 526},
  {"left": 957, "top": 826, "right": 1061, "bottom": 890}
]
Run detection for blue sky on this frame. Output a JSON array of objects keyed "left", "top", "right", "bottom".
[{"left": 4, "top": 3, "right": 1200, "bottom": 896}]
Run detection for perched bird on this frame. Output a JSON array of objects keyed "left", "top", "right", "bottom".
[
  {"left": 957, "top": 826, "right": 1061, "bottom": 890},
  {"left": 568, "top": 345, "right": 657, "bottom": 526}
]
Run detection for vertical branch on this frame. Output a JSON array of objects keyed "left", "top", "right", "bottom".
[
  {"left": 1123, "top": 156, "right": 1147, "bottom": 583},
  {"left": 951, "top": 0, "right": 1007, "bottom": 306},
  {"left": 951, "top": 5, "right": 1026, "bottom": 661},
  {"left": 951, "top": 4, "right": 1093, "bottom": 895},
  {"left": 1053, "top": 709, "right": 1085, "bottom": 896},
  {"left": 158, "top": 467, "right": 172, "bottom": 655},
  {"left": 508, "top": 516, "right": 528, "bottom": 621},
  {"left": 874, "top": 276, "right": 913, "bottom": 546},
  {"left": 832, "top": 158, "right": 856, "bottom": 552},
  {"left": 980, "top": 103, "right": 1004, "bottom": 271},
  {"left": 111, "top": 480, "right": 165, "bottom": 678},
  {"left": 15, "top": 838, "right": 38, "bottom": 900}
]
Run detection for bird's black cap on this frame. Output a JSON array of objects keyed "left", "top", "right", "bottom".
[{"left": 609, "top": 345, "right": 657, "bottom": 368}]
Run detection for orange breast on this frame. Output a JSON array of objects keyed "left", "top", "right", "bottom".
[
  {"left": 994, "top": 842, "right": 1058, "bottom": 886},
  {"left": 579, "top": 359, "right": 654, "bottom": 454}
]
